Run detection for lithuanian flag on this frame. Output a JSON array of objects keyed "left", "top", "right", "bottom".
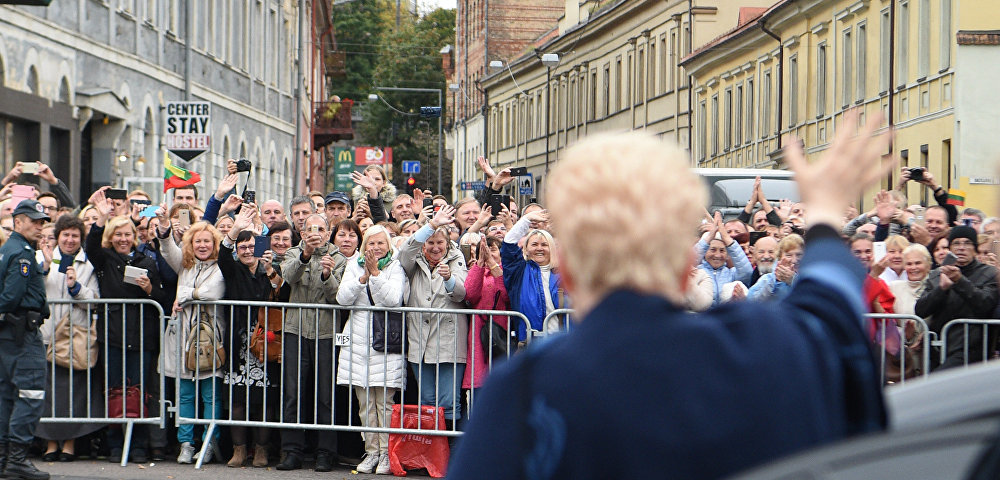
[
  {"left": 946, "top": 188, "right": 966, "bottom": 207},
  {"left": 163, "top": 151, "right": 201, "bottom": 192}
]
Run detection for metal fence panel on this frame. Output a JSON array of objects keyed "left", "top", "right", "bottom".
[{"left": 938, "top": 318, "right": 1000, "bottom": 368}]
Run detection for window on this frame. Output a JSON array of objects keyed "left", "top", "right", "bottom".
[
  {"left": 746, "top": 78, "right": 754, "bottom": 141},
  {"left": 880, "top": 9, "right": 890, "bottom": 92},
  {"left": 918, "top": 0, "right": 930, "bottom": 78},
  {"left": 762, "top": 70, "right": 772, "bottom": 137},
  {"left": 627, "top": 52, "right": 633, "bottom": 106},
  {"left": 711, "top": 95, "right": 719, "bottom": 156},
  {"left": 842, "top": 29, "right": 852, "bottom": 108},
  {"left": 569, "top": 77, "right": 576, "bottom": 127},
  {"left": 898, "top": 1, "right": 910, "bottom": 87},
  {"left": 857, "top": 23, "right": 867, "bottom": 102},
  {"left": 817, "top": 43, "right": 827, "bottom": 117},
  {"left": 591, "top": 70, "right": 597, "bottom": 121},
  {"left": 670, "top": 31, "right": 678, "bottom": 90},
  {"left": 615, "top": 57, "right": 622, "bottom": 112},
  {"left": 270, "top": 8, "right": 279, "bottom": 85},
  {"left": 940, "top": 0, "right": 952, "bottom": 70},
  {"left": 699, "top": 101, "right": 707, "bottom": 160},
  {"left": 789, "top": 55, "right": 798, "bottom": 127},
  {"left": 647, "top": 43, "right": 655, "bottom": 99},
  {"left": 603, "top": 64, "right": 610, "bottom": 117},
  {"left": 659, "top": 34, "right": 667, "bottom": 94},
  {"left": 724, "top": 88, "right": 732, "bottom": 151},
  {"left": 735, "top": 84, "right": 743, "bottom": 146}
]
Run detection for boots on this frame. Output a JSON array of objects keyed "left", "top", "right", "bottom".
[
  {"left": 252, "top": 445, "right": 268, "bottom": 468},
  {"left": 5, "top": 443, "right": 48, "bottom": 480},
  {"left": 227, "top": 445, "right": 246, "bottom": 468}
]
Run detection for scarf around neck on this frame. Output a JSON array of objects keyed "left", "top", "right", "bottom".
[{"left": 358, "top": 251, "right": 393, "bottom": 271}]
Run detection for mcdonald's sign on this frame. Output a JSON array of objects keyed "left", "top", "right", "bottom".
[{"left": 333, "top": 147, "right": 355, "bottom": 191}]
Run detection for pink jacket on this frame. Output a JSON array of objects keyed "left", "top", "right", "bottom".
[{"left": 463, "top": 264, "right": 511, "bottom": 389}]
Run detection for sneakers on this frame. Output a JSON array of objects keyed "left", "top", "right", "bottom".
[
  {"left": 375, "top": 453, "right": 391, "bottom": 475},
  {"left": 176, "top": 442, "right": 195, "bottom": 464},
  {"left": 198, "top": 442, "right": 218, "bottom": 464},
  {"left": 356, "top": 453, "right": 379, "bottom": 474}
]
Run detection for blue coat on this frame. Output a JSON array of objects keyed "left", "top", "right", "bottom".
[
  {"left": 501, "top": 241, "right": 561, "bottom": 340},
  {"left": 451, "top": 229, "right": 886, "bottom": 480}
]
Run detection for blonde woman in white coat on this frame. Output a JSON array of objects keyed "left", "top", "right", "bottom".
[
  {"left": 156, "top": 217, "right": 227, "bottom": 464},
  {"left": 36, "top": 215, "right": 103, "bottom": 461},
  {"left": 336, "top": 225, "right": 406, "bottom": 475}
]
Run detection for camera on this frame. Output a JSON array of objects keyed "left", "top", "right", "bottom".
[
  {"left": 908, "top": 167, "right": 925, "bottom": 182},
  {"left": 243, "top": 190, "right": 256, "bottom": 204},
  {"left": 236, "top": 158, "right": 252, "bottom": 173}
]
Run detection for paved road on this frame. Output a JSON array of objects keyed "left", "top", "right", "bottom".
[{"left": 35, "top": 458, "right": 416, "bottom": 480}]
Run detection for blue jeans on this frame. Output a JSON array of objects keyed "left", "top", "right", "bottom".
[
  {"left": 411, "top": 362, "right": 465, "bottom": 421},
  {"left": 177, "top": 378, "right": 221, "bottom": 444}
]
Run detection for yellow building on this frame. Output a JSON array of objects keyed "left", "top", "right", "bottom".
[
  {"left": 682, "top": 0, "right": 999, "bottom": 214},
  {"left": 475, "top": 0, "right": 773, "bottom": 203}
]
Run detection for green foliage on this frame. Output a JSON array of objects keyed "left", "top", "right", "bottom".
[{"left": 330, "top": 0, "right": 388, "bottom": 100}]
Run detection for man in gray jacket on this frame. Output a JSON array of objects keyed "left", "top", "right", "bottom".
[{"left": 277, "top": 214, "right": 346, "bottom": 472}]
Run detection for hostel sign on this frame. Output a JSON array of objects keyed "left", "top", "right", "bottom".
[{"left": 165, "top": 101, "right": 211, "bottom": 161}]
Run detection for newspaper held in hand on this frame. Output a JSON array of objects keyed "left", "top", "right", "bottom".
[{"left": 124, "top": 265, "right": 148, "bottom": 286}]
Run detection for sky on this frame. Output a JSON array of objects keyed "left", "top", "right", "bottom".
[{"left": 418, "top": 0, "right": 456, "bottom": 14}]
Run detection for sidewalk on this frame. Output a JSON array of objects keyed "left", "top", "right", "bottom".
[{"left": 37, "top": 459, "right": 400, "bottom": 480}]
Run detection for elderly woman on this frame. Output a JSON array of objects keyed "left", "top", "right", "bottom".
[
  {"left": 873, "top": 235, "right": 910, "bottom": 282},
  {"left": 336, "top": 225, "right": 406, "bottom": 475},
  {"left": 398, "top": 205, "right": 468, "bottom": 425},
  {"left": 696, "top": 212, "right": 753, "bottom": 305},
  {"left": 156, "top": 216, "right": 226, "bottom": 465},
  {"left": 36, "top": 215, "right": 103, "bottom": 462},
  {"left": 464, "top": 236, "right": 511, "bottom": 386},
  {"left": 85, "top": 189, "right": 169, "bottom": 464},
  {"left": 886, "top": 244, "right": 933, "bottom": 380},
  {"left": 218, "top": 207, "right": 280, "bottom": 468},
  {"left": 748, "top": 234, "right": 804, "bottom": 301},
  {"left": 502, "top": 210, "right": 563, "bottom": 337}
]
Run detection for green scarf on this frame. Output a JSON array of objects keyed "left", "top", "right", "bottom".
[{"left": 358, "top": 251, "right": 393, "bottom": 271}]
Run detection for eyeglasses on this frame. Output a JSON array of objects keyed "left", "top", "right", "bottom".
[
  {"left": 236, "top": 245, "right": 254, "bottom": 252},
  {"left": 951, "top": 240, "right": 975, "bottom": 248},
  {"left": 487, "top": 226, "right": 507, "bottom": 232}
]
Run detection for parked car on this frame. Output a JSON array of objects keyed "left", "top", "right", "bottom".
[
  {"left": 728, "top": 361, "right": 1000, "bottom": 479},
  {"left": 694, "top": 168, "right": 799, "bottom": 220}
]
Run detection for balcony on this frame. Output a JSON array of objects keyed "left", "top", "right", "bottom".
[{"left": 313, "top": 100, "right": 354, "bottom": 149}]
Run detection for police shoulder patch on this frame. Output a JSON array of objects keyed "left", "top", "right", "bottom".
[{"left": 18, "top": 259, "right": 30, "bottom": 277}]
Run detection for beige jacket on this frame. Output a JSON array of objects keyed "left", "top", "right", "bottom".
[{"left": 280, "top": 242, "right": 346, "bottom": 339}]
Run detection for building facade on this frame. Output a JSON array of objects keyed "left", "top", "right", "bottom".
[
  {"left": 0, "top": 0, "right": 323, "bottom": 205},
  {"left": 683, "top": 0, "right": 998, "bottom": 213},
  {"left": 472, "top": 0, "right": 772, "bottom": 204}
]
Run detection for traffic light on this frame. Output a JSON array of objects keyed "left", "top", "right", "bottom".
[{"left": 406, "top": 176, "right": 416, "bottom": 194}]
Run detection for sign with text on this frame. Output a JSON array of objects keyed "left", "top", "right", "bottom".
[
  {"left": 333, "top": 147, "right": 355, "bottom": 191},
  {"left": 355, "top": 146, "right": 392, "bottom": 166},
  {"left": 164, "top": 101, "right": 211, "bottom": 161},
  {"left": 459, "top": 181, "right": 487, "bottom": 191}
]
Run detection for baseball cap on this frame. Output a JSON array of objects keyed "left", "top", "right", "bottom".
[
  {"left": 324, "top": 191, "right": 351, "bottom": 206},
  {"left": 11, "top": 199, "right": 51, "bottom": 221}
]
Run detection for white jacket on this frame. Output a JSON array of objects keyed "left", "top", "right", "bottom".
[
  {"left": 336, "top": 253, "right": 407, "bottom": 388},
  {"left": 158, "top": 231, "right": 226, "bottom": 380},
  {"left": 41, "top": 249, "right": 99, "bottom": 345}
]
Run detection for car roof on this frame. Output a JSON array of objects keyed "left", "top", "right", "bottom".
[
  {"left": 693, "top": 168, "right": 795, "bottom": 178},
  {"left": 887, "top": 361, "right": 1000, "bottom": 432}
]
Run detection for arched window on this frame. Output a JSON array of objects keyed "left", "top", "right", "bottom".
[
  {"left": 58, "top": 77, "right": 70, "bottom": 103},
  {"left": 27, "top": 66, "right": 38, "bottom": 95}
]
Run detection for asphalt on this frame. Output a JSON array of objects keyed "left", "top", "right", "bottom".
[{"left": 33, "top": 458, "right": 423, "bottom": 480}]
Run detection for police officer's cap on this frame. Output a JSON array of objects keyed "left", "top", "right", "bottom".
[{"left": 11, "top": 200, "right": 51, "bottom": 221}]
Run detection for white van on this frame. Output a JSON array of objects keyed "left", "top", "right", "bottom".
[{"left": 693, "top": 168, "right": 800, "bottom": 220}]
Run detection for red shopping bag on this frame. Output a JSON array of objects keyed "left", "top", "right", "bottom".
[{"left": 388, "top": 404, "right": 450, "bottom": 477}]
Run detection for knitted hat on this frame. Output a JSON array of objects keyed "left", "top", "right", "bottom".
[{"left": 949, "top": 226, "right": 979, "bottom": 249}]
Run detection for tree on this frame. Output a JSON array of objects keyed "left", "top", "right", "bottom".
[
  {"left": 330, "top": 0, "right": 389, "bottom": 101},
  {"left": 358, "top": 7, "right": 456, "bottom": 198}
]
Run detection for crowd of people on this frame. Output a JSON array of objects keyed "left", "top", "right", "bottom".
[{"left": 0, "top": 130, "right": 996, "bottom": 477}]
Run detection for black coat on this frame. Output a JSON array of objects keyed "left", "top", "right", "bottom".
[{"left": 86, "top": 224, "right": 170, "bottom": 351}]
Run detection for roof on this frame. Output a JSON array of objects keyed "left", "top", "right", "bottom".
[{"left": 680, "top": 0, "right": 791, "bottom": 67}]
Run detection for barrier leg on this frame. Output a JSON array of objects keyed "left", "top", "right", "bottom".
[
  {"left": 121, "top": 421, "right": 133, "bottom": 467},
  {"left": 195, "top": 422, "right": 217, "bottom": 470}
]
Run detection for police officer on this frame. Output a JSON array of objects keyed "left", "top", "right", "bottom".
[{"left": 0, "top": 199, "right": 51, "bottom": 480}]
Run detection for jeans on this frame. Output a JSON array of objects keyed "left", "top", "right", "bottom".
[
  {"left": 177, "top": 377, "right": 221, "bottom": 444},
  {"left": 411, "top": 362, "right": 465, "bottom": 421}
]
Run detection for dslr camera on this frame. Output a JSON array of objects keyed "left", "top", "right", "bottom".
[
  {"left": 908, "top": 167, "right": 925, "bottom": 182},
  {"left": 236, "top": 158, "right": 252, "bottom": 173}
]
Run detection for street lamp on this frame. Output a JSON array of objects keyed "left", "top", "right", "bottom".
[
  {"left": 537, "top": 52, "right": 561, "bottom": 174},
  {"left": 371, "top": 86, "right": 445, "bottom": 194}
]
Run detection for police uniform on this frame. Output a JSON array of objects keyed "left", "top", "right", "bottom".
[{"left": 0, "top": 200, "right": 50, "bottom": 480}]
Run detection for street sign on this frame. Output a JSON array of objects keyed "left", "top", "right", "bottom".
[
  {"left": 519, "top": 173, "right": 534, "bottom": 195},
  {"left": 459, "top": 181, "right": 487, "bottom": 191},
  {"left": 402, "top": 161, "right": 421, "bottom": 174},
  {"left": 333, "top": 147, "right": 355, "bottom": 191},
  {"left": 164, "top": 101, "right": 211, "bottom": 161},
  {"left": 355, "top": 146, "right": 392, "bottom": 165}
]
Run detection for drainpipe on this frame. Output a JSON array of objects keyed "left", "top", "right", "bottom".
[
  {"left": 184, "top": 0, "right": 192, "bottom": 100},
  {"left": 294, "top": 0, "right": 305, "bottom": 193},
  {"left": 761, "top": 22, "right": 783, "bottom": 151},
  {"left": 686, "top": 0, "right": 693, "bottom": 153}
]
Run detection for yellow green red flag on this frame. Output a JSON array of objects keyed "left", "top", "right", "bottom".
[{"left": 163, "top": 151, "right": 201, "bottom": 192}]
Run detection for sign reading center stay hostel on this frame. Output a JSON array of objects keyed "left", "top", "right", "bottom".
[{"left": 165, "top": 101, "right": 211, "bottom": 161}]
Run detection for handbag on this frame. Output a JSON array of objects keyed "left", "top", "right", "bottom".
[
  {"left": 250, "top": 287, "right": 283, "bottom": 363},
  {"left": 107, "top": 385, "right": 152, "bottom": 418},
  {"left": 46, "top": 312, "right": 99, "bottom": 370},
  {"left": 368, "top": 285, "right": 403, "bottom": 354},
  {"left": 184, "top": 307, "right": 226, "bottom": 372},
  {"left": 479, "top": 291, "right": 518, "bottom": 359}
]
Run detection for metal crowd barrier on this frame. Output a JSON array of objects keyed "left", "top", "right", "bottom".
[
  {"left": 863, "top": 314, "right": 934, "bottom": 385},
  {"left": 42, "top": 298, "right": 167, "bottom": 467},
  {"left": 542, "top": 308, "right": 575, "bottom": 334},
  {"left": 180, "top": 300, "right": 530, "bottom": 469},
  {"left": 938, "top": 318, "right": 1000, "bottom": 368}
]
